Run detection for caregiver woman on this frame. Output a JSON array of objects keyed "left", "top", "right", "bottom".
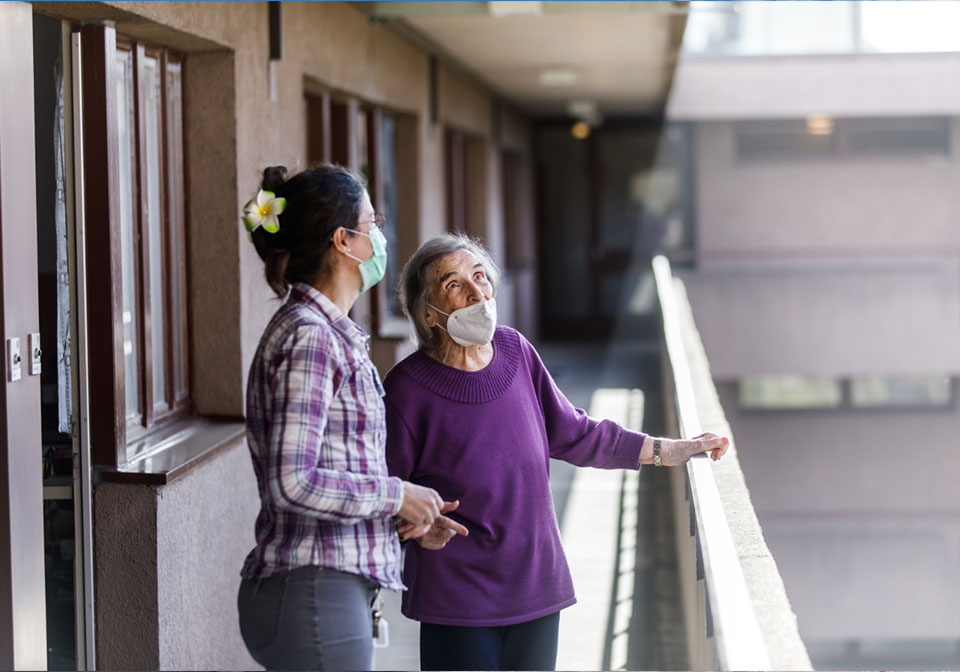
[
  {"left": 385, "top": 234, "right": 728, "bottom": 672},
  {"left": 237, "top": 165, "right": 463, "bottom": 671}
]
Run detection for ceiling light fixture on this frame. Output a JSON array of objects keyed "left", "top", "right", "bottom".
[
  {"left": 488, "top": 1, "right": 543, "bottom": 18},
  {"left": 571, "top": 121, "right": 591, "bottom": 140},
  {"left": 538, "top": 67, "right": 580, "bottom": 88}
]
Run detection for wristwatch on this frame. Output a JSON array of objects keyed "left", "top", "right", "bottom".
[{"left": 653, "top": 438, "right": 663, "bottom": 467}]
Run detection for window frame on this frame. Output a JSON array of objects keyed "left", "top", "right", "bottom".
[
  {"left": 84, "top": 27, "right": 192, "bottom": 467},
  {"left": 735, "top": 117, "right": 953, "bottom": 164},
  {"left": 305, "top": 88, "right": 416, "bottom": 337}
]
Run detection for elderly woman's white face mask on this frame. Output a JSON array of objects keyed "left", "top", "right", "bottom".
[{"left": 428, "top": 299, "right": 497, "bottom": 347}]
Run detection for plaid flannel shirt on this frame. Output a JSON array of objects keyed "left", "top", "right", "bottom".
[{"left": 241, "top": 283, "right": 405, "bottom": 590}]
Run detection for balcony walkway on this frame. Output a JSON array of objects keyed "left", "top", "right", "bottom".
[{"left": 375, "top": 340, "right": 685, "bottom": 671}]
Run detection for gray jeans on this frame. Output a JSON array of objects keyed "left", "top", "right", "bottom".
[{"left": 238, "top": 565, "right": 378, "bottom": 670}]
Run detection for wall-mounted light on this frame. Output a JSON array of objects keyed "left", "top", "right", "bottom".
[
  {"left": 806, "top": 114, "right": 834, "bottom": 135},
  {"left": 571, "top": 121, "right": 590, "bottom": 140}
]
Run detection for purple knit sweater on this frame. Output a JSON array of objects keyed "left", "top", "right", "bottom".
[{"left": 383, "top": 326, "right": 647, "bottom": 626}]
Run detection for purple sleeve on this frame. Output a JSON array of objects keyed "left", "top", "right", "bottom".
[
  {"left": 266, "top": 325, "right": 403, "bottom": 523},
  {"left": 523, "top": 335, "right": 646, "bottom": 470}
]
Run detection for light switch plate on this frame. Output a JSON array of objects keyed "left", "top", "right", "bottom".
[
  {"left": 28, "top": 333, "right": 41, "bottom": 376},
  {"left": 6, "top": 337, "right": 21, "bottom": 382}
]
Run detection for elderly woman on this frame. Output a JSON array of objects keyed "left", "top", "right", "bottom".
[{"left": 384, "top": 234, "right": 728, "bottom": 672}]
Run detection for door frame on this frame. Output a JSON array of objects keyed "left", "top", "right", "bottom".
[{"left": 0, "top": 2, "right": 49, "bottom": 668}]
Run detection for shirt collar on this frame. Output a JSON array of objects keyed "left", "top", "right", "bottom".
[{"left": 289, "top": 282, "right": 370, "bottom": 350}]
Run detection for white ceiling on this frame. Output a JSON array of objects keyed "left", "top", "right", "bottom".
[{"left": 375, "top": 3, "right": 686, "bottom": 117}]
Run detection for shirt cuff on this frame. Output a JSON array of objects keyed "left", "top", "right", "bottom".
[{"left": 380, "top": 475, "right": 405, "bottom": 517}]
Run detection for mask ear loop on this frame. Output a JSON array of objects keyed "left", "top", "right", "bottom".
[{"left": 426, "top": 304, "right": 452, "bottom": 335}]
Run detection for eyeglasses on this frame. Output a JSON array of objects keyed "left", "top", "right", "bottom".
[{"left": 361, "top": 213, "right": 385, "bottom": 232}]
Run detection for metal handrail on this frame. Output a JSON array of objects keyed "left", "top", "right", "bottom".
[{"left": 653, "top": 255, "right": 772, "bottom": 671}]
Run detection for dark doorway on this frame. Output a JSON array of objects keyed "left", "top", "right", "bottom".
[{"left": 535, "top": 120, "right": 694, "bottom": 341}]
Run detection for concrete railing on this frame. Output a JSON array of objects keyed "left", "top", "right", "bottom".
[{"left": 653, "top": 256, "right": 812, "bottom": 671}]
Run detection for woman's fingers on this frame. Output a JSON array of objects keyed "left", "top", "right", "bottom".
[
  {"left": 399, "top": 482, "right": 444, "bottom": 527},
  {"left": 435, "top": 514, "right": 469, "bottom": 537},
  {"left": 439, "top": 500, "right": 460, "bottom": 514},
  {"left": 694, "top": 433, "right": 729, "bottom": 461},
  {"left": 400, "top": 522, "right": 432, "bottom": 541}
]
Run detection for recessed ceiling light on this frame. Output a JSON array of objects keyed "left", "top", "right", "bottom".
[
  {"left": 489, "top": 1, "right": 543, "bottom": 18},
  {"left": 538, "top": 68, "right": 580, "bottom": 88}
]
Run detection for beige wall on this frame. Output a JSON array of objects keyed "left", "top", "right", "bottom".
[
  {"left": 29, "top": 2, "right": 535, "bottom": 668},
  {"left": 94, "top": 441, "right": 259, "bottom": 670},
  {"left": 692, "top": 120, "right": 960, "bottom": 259},
  {"left": 668, "top": 53, "right": 960, "bottom": 121},
  {"left": 681, "top": 118, "right": 960, "bottom": 378}
]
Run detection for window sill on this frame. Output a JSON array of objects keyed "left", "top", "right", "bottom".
[{"left": 100, "top": 418, "right": 245, "bottom": 485}]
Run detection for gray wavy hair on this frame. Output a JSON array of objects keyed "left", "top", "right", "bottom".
[{"left": 399, "top": 233, "right": 502, "bottom": 351}]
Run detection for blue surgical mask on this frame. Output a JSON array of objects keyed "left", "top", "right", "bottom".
[{"left": 344, "top": 227, "right": 388, "bottom": 293}]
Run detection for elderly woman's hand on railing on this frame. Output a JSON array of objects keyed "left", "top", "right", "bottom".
[{"left": 656, "top": 432, "right": 729, "bottom": 466}]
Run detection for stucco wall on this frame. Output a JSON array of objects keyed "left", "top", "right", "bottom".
[
  {"left": 94, "top": 440, "right": 259, "bottom": 671},
  {"left": 156, "top": 442, "right": 260, "bottom": 670}
]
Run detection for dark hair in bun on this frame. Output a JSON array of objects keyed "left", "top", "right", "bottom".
[{"left": 249, "top": 164, "right": 366, "bottom": 298}]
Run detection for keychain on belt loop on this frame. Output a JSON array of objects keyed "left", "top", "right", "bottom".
[{"left": 373, "top": 586, "right": 389, "bottom": 649}]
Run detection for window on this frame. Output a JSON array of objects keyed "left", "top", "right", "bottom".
[
  {"left": 445, "top": 128, "right": 485, "bottom": 236},
  {"left": 740, "top": 374, "right": 955, "bottom": 410},
  {"left": 739, "top": 375, "right": 843, "bottom": 409},
  {"left": 305, "top": 90, "right": 416, "bottom": 335},
  {"left": 502, "top": 151, "right": 526, "bottom": 271},
  {"left": 115, "top": 38, "right": 190, "bottom": 441},
  {"left": 850, "top": 375, "right": 952, "bottom": 408},
  {"left": 736, "top": 117, "right": 951, "bottom": 162}
]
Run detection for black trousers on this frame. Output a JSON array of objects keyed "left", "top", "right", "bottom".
[{"left": 419, "top": 611, "right": 560, "bottom": 671}]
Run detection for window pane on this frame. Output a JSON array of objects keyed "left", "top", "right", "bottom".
[
  {"left": 740, "top": 375, "right": 842, "bottom": 409},
  {"left": 842, "top": 117, "right": 950, "bottom": 158},
  {"left": 142, "top": 54, "right": 167, "bottom": 408},
  {"left": 166, "top": 60, "right": 188, "bottom": 400},
  {"left": 357, "top": 109, "right": 369, "bottom": 182},
  {"left": 851, "top": 376, "right": 952, "bottom": 407},
  {"left": 380, "top": 113, "right": 400, "bottom": 318},
  {"left": 116, "top": 48, "right": 141, "bottom": 422},
  {"left": 736, "top": 120, "right": 835, "bottom": 161}
]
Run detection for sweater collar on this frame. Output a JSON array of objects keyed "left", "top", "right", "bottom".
[{"left": 397, "top": 327, "right": 522, "bottom": 404}]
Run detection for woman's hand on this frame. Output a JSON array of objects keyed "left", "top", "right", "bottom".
[
  {"left": 398, "top": 482, "right": 443, "bottom": 532},
  {"left": 397, "top": 500, "right": 469, "bottom": 547},
  {"left": 662, "top": 432, "right": 729, "bottom": 466}
]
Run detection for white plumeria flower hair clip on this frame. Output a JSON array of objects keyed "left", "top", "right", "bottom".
[{"left": 243, "top": 189, "right": 286, "bottom": 234}]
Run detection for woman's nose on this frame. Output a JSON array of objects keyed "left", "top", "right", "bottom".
[{"left": 465, "top": 280, "right": 485, "bottom": 303}]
